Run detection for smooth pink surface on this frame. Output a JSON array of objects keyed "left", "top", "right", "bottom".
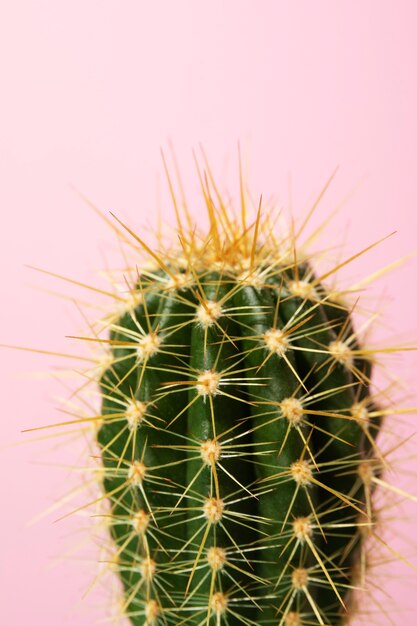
[{"left": 1, "top": 1, "right": 417, "bottom": 624}]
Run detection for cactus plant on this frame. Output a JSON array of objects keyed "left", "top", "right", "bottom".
[
  {"left": 90, "top": 155, "right": 395, "bottom": 626},
  {"left": 24, "top": 151, "right": 416, "bottom": 626}
]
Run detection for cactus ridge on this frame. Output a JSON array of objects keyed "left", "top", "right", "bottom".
[{"left": 94, "top": 167, "right": 388, "bottom": 626}]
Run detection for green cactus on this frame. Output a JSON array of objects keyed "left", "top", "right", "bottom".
[{"left": 93, "top": 162, "right": 388, "bottom": 626}]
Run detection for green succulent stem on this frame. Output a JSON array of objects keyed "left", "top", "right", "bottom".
[{"left": 98, "top": 255, "right": 376, "bottom": 626}]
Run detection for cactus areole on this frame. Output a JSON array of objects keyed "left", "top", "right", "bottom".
[{"left": 97, "top": 167, "right": 380, "bottom": 626}]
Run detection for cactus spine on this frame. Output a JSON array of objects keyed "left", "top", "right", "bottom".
[{"left": 94, "top": 161, "right": 391, "bottom": 626}]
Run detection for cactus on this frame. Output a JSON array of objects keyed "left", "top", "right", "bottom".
[
  {"left": 17, "top": 152, "right": 413, "bottom": 626},
  {"left": 91, "top": 157, "right": 394, "bottom": 626}
]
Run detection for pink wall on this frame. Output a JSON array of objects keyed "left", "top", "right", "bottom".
[{"left": 1, "top": 1, "right": 416, "bottom": 624}]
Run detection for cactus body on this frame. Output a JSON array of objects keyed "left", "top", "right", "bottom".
[{"left": 97, "top": 187, "right": 379, "bottom": 626}]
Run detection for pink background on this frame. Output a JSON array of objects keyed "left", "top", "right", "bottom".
[{"left": 1, "top": 1, "right": 417, "bottom": 624}]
